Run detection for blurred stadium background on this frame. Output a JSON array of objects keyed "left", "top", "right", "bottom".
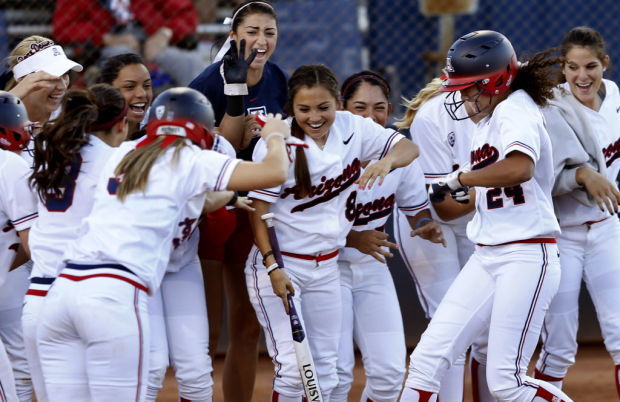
[{"left": 2, "top": 0, "right": 618, "bottom": 346}]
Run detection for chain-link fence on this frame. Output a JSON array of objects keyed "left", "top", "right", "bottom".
[
  {"left": 2, "top": 0, "right": 617, "bottom": 343},
  {"left": 3, "top": 1, "right": 620, "bottom": 100}
]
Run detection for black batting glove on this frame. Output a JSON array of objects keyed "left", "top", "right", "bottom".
[{"left": 219, "top": 39, "right": 258, "bottom": 95}]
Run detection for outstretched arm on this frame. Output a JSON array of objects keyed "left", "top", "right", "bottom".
[{"left": 358, "top": 138, "right": 419, "bottom": 189}]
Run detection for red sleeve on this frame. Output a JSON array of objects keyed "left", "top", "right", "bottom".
[
  {"left": 53, "top": 0, "right": 114, "bottom": 46},
  {"left": 133, "top": 0, "right": 198, "bottom": 43}
]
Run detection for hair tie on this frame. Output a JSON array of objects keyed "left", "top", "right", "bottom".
[{"left": 89, "top": 100, "right": 128, "bottom": 131}]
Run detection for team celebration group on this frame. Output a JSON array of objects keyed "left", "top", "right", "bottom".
[{"left": 0, "top": 1, "right": 618, "bottom": 401}]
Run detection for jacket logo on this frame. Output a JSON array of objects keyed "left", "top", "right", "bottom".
[{"left": 343, "top": 132, "right": 354, "bottom": 145}]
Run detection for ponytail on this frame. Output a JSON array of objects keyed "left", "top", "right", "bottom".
[
  {"left": 30, "top": 84, "right": 126, "bottom": 202},
  {"left": 394, "top": 77, "right": 443, "bottom": 129},
  {"left": 114, "top": 137, "right": 187, "bottom": 201},
  {"left": 31, "top": 89, "right": 96, "bottom": 202}
]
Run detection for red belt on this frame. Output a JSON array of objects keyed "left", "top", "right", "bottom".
[
  {"left": 584, "top": 217, "right": 608, "bottom": 226},
  {"left": 477, "top": 238, "right": 557, "bottom": 247},
  {"left": 281, "top": 250, "right": 339, "bottom": 262}
]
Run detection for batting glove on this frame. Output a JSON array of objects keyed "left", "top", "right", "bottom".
[
  {"left": 450, "top": 187, "right": 471, "bottom": 204},
  {"left": 219, "top": 39, "right": 257, "bottom": 96},
  {"left": 429, "top": 170, "right": 470, "bottom": 203}
]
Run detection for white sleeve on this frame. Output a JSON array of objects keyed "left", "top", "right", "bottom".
[
  {"left": 356, "top": 115, "right": 405, "bottom": 161},
  {"left": 0, "top": 153, "right": 37, "bottom": 231},
  {"left": 213, "top": 134, "right": 237, "bottom": 158},
  {"left": 189, "top": 149, "right": 241, "bottom": 193},
  {"left": 498, "top": 102, "right": 541, "bottom": 163},
  {"left": 410, "top": 114, "right": 455, "bottom": 182},
  {"left": 395, "top": 160, "right": 430, "bottom": 216},
  {"left": 247, "top": 138, "right": 283, "bottom": 203}
]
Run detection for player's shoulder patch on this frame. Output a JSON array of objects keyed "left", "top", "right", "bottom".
[{"left": 447, "top": 131, "right": 456, "bottom": 147}]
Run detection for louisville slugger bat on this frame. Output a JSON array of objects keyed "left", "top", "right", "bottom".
[{"left": 261, "top": 212, "right": 323, "bottom": 402}]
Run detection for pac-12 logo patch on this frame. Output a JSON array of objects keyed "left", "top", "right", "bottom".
[
  {"left": 445, "top": 57, "right": 454, "bottom": 72},
  {"left": 155, "top": 105, "right": 165, "bottom": 119},
  {"left": 447, "top": 131, "right": 455, "bottom": 147}
]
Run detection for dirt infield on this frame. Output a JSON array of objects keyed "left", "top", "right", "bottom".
[{"left": 159, "top": 343, "right": 616, "bottom": 401}]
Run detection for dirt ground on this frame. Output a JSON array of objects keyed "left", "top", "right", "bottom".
[{"left": 158, "top": 343, "right": 616, "bottom": 401}]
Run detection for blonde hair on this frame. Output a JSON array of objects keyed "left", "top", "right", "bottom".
[
  {"left": 5, "top": 35, "right": 54, "bottom": 90},
  {"left": 394, "top": 77, "right": 443, "bottom": 129},
  {"left": 114, "top": 137, "right": 187, "bottom": 201}
]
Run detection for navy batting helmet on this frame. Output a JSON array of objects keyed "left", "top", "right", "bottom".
[
  {"left": 0, "top": 91, "right": 30, "bottom": 152},
  {"left": 146, "top": 87, "right": 215, "bottom": 149},
  {"left": 442, "top": 30, "right": 518, "bottom": 95}
]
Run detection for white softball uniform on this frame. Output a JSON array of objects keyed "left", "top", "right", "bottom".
[
  {"left": 0, "top": 150, "right": 37, "bottom": 402},
  {"left": 331, "top": 160, "right": 428, "bottom": 402},
  {"left": 402, "top": 90, "right": 569, "bottom": 402},
  {"left": 37, "top": 140, "right": 239, "bottom": 401},
  {"left": 536, "top": 79, "right": 620, "bottom": 383},
  {"left": 247, "top": 111, "right": 404, "bottom": 399},
  {"left": 22, "top": 135, "right": 119, "bottom": 402},
  {"left": 394, "top": 92, "right": 485, "bottom": 401},
  {"left": 395, "top": 92, "right": 475, "bottom": 319},
  {"left": 146, "top": 134, "right": 235, "bottom": 402}
]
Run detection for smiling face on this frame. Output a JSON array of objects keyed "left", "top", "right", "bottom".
[
  {"left": 19, "top": 73, "right": 69, "bottom": 124},
  {"left": 344, "top": 81, "right": 391, "bottom": 127},
  {"left": 232, "top": 13, "right": 277, "bottom": 70},
  {"left": 293, "top": 85, "right": 338, "bottom": 145},
  {"left": 563, "top": 45, "right": 608, "bottom": 110},
  {"left": 111, "top": 63, "right": 153, "bottom": 124}
]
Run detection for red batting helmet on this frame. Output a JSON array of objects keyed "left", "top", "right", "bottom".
[{"left": 0, "top": 91, "right": 31, "bottom": 152}]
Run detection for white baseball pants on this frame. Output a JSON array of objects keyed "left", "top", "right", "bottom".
[
  {"left": 331, "top": 258, "right": 406, "bottom": 402},
  {"left": 536, "top": 217, "right": 620, "bottom": 378},
  {"left": 37, "top": 275, "right": 149, "bottom": 402},
  {"left": 245, "top": 246, "right": 342, "bottom": 400},
  {"left": 147, "top": 256, "right": 213, "bottom": 402},
  {"left": 404, "top": 242, "right": 570, "bottom": 401}
]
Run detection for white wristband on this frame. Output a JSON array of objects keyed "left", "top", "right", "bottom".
[
  {"left": 266, "top": 262, "right": 280, "bottom": 275},
  {"left": 219, "top": 63, "right": 249, "bottom": 95},
  {"left": 223, "top": 83, "right": 249, "bottom": 96}
]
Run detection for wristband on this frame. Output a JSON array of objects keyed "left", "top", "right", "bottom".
[
  {"left": 262, "top": 250, "right": 274, "bottom": 265},
  {"left": 225, "top": 95, "right": 244, "bottom": 117},
  {"left": 415, "top": 217, "right": 432, "bottom": 229},
  {"left": 226, "top": 192, "right": 238, "bottom": 207},
  {"left": 224, "top": 83, "right": 249, "bottom": 96},
  {"left": 266, "top": 262, "right": 280, "bottom": 275}
]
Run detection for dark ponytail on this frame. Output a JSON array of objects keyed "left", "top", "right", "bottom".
[
  {"left": 511, "top": 49, "right": 561, "bottom": 107},
  {"left": 31, "top": 84, "right": 125, "bottom": 202}
]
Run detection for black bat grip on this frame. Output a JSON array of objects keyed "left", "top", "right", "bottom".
[
  {"left": 287, "top": 294, "right": 306, "bottom": 342},
  {"left": 262, "top": 213, "right": 285, "bottom": 268}
]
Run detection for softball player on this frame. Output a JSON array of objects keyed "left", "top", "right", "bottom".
[
  {"left": 246, "top": 65, "right": 418, "bottom": 401},
  {"left": 5, "top": 35, "right": 81, "bottom": 401},
  {"left": 99, "top": 53, "right": 153, "bottom": 140},
  {"left": 392, "top": 78, "right": 479, "bottom": 402},
  {"left": 35, "top": 87, "right": 290, "bottom": 401},
  {"left": 331, "top": 71, "right": 444, "bottom": 402},
  {"left": 533, "top": 27, "right": 620, "bottom": 396},
  {"left": 400, "top": 31, "right": 572, "bottom": 402},
  {"left": 0, "top": 91, "right": 37, "bottom": 402},
  {"left": 189, "top": 3, "right": 286, "bottom": 398},
  {"left": 145, "top": 134, "right": 243, "bottom": 402},
  {"left": 24, "top": 84, "right": 128, "bottom": 402}
]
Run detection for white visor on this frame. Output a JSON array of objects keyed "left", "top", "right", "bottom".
[{"left": 12, "top": 45, "right": 83, "bottom": 79}]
